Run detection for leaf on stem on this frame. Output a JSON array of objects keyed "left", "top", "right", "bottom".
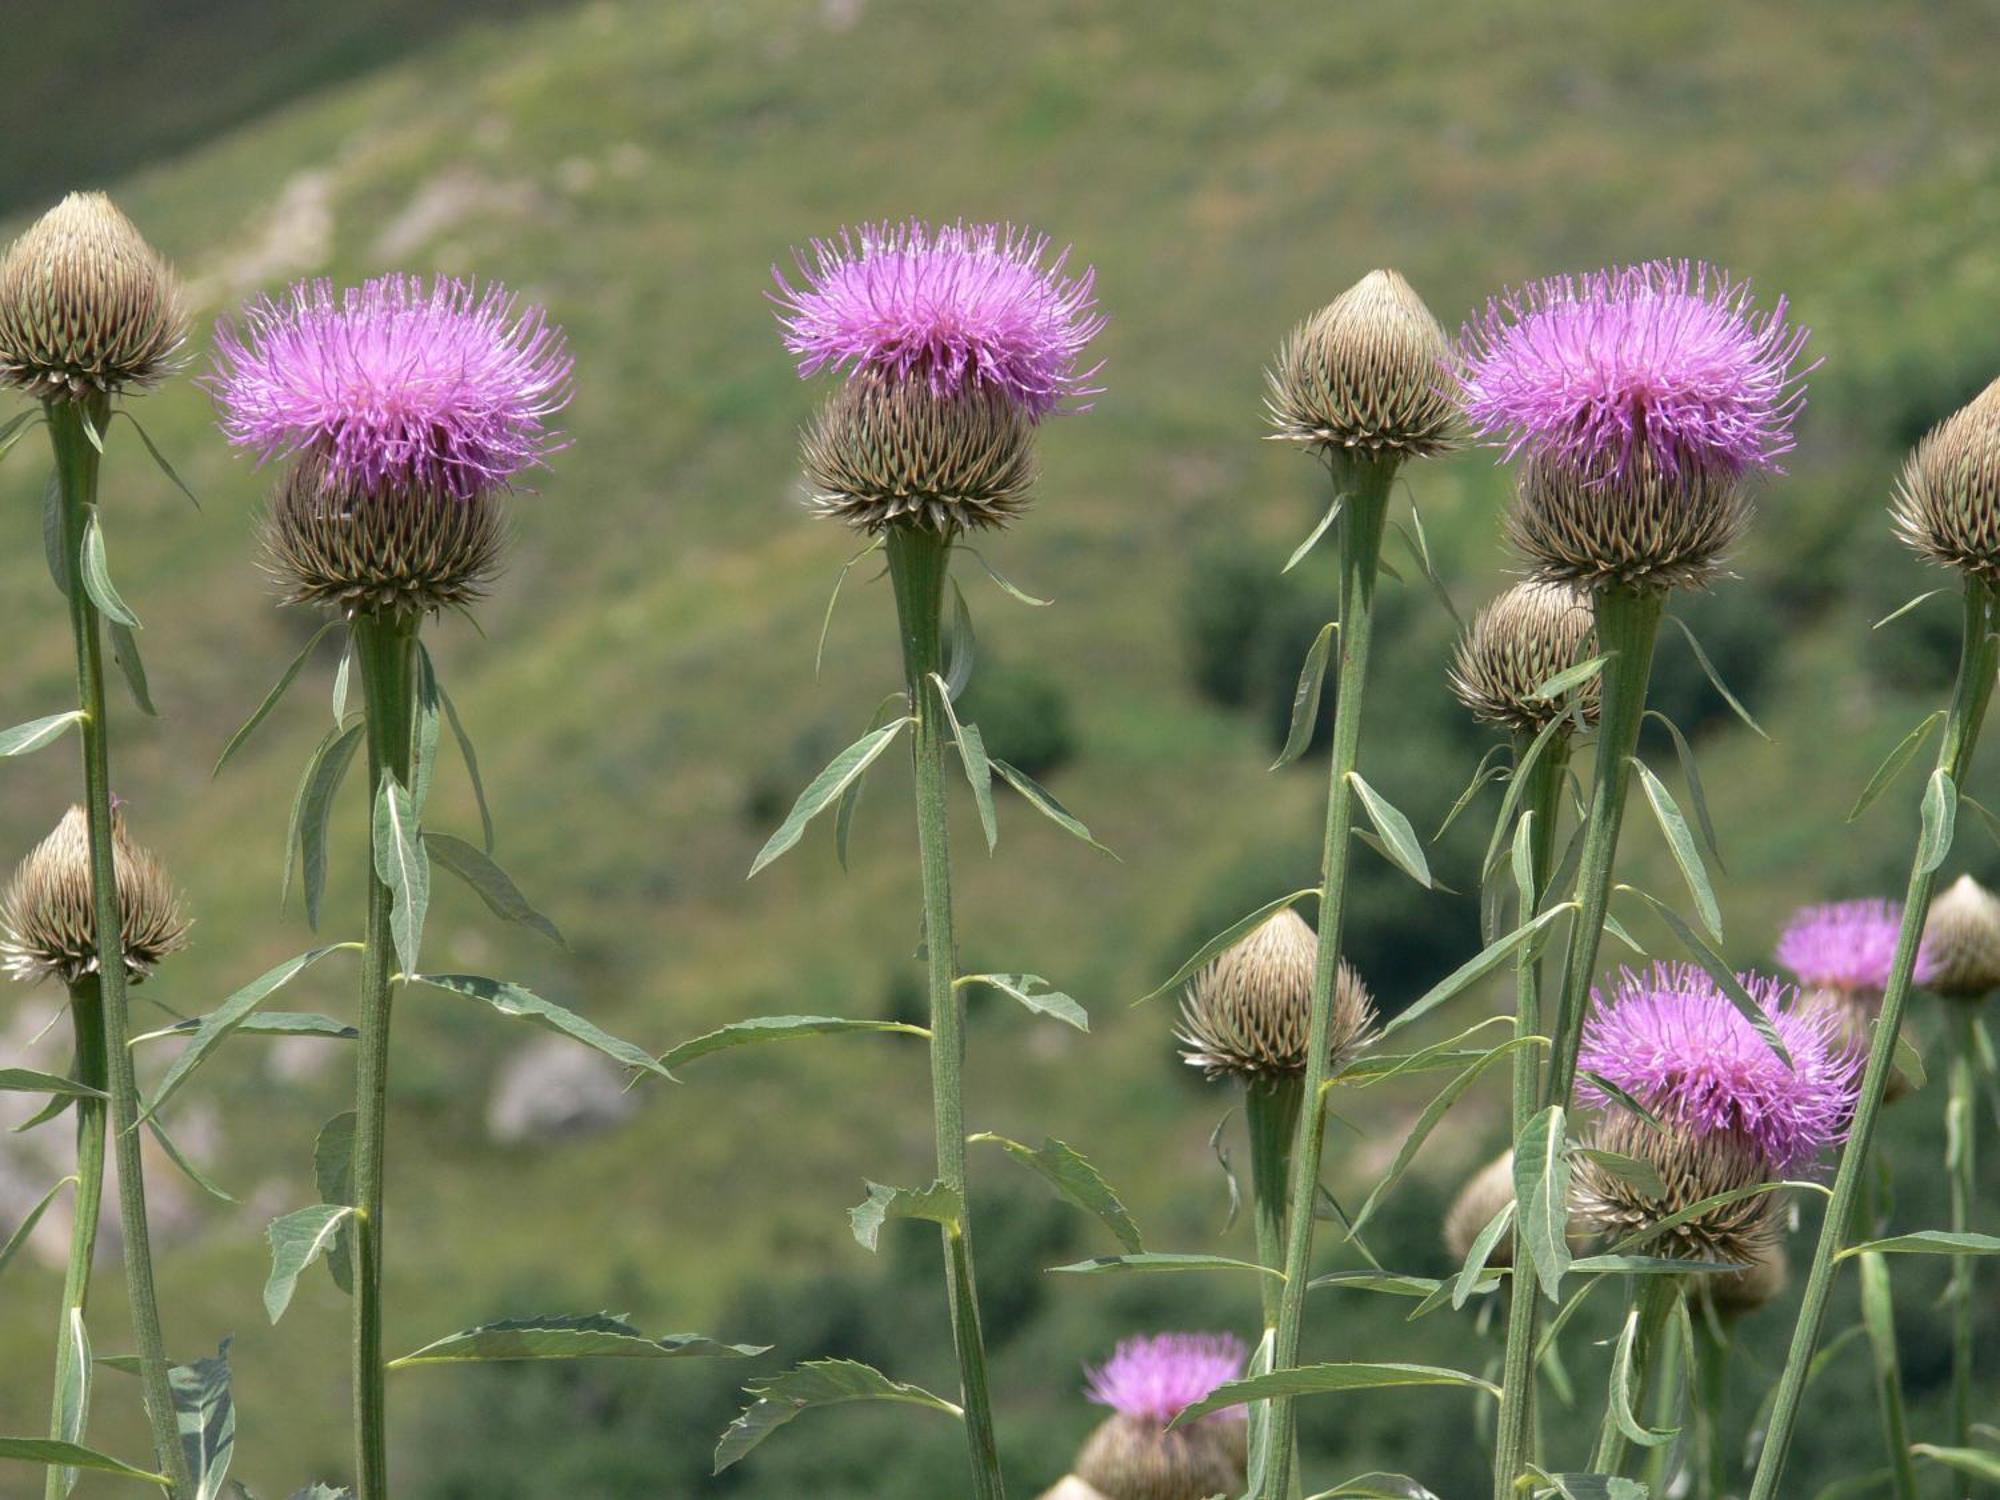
[
  {"left": 0, "top": 711, "right": 86, "bottom": 757},
  {"left": 423, "top": 652, "right": 495, "bottom": 853},
  {"left": 957, "top": 973, "right": 1086, "bottom": 1031},
  {"left": 1848, "top": 711, "right": 1943, "bottom": 822},
  {"left": 0, "top": 1178, "right": 73, "bottom": 1279},
  {"left": 1839, "top": 1230, "right": 2000, "bottom": 1259},
  {"left": 961, "top": 546, "right": 1051, "bottom": 606},
  {"left": 713, "top": 1360, "right": 960, "bottom": 1473},
  {"left": 971, "top": 1134, "right": 1141, "bottom": 1251},
  {"left": 1917, "top": 767, "right": 1957, "bottom": 875},
  {"left": 391, "top": 1313, "right": 766, "bottom": 1367},
  {"left": 424, "top": 833, "right": 564, "bottom": 947},
  {"left": 928, "top": 673, "right": 997, "bottom": 851},
  {"left": 1607, "top": 1301, "right": 1678, "bottom": 1447},
  {"left": 1619, "top": 888, "right": 1790, "bottom": 1066},
  {"left": 749, "top": 718, "right": 913, "bottom": 877},
  {"left": 263, "top": 1205, "right": 355, "bottom": 1322},
  {"left": 849, "top": 1180, "right": 962, "bottom": 1251},
  {"left": 659, "top": 1015, "right": 925, "bottom": 1072},
  {"left": 141, "top": 946, "right": 350, "bottom": 1122},
  {"left": 215, "top": 621, "right": 339, "bottom": 776},
  {"left": 1284, "top": 493, "right": 1344, "bottom": 574},
  {"left": 0, "top": 1439, "right": 166, "bottom": 1485},
  {"left": 990, "top": 758, "right": 1115, "bottom": 857},
  {"left": 1376, "top": 906, "right": 1570, "bottom": 1041},
  {"left": 1452, "top": 1201, "right": 1516, "bottom": 1310},
  {"left": 412, "top": 974, "right": 673, "bottom": 1081},
  {"left": 1662, "top": 614, "right": 1768, "bottom": 739},
  {"left": 0, "top": 1068, "right": 107, "bottom": 1100},
  {"left": 313, "top": 1112, "right": 356, "bottom": 1294},
  {"left": 1047, "top": 1252, "right": 1279, "bottom": 1277},
  {"left": 1273, "top": 622, "right": 1336, "bottom": 770},
  {"left": 1135, "top": 890, "right": 1319, "bottom": 1004},
  {"left": 80, "top": 510, "right": 141, "bottom": 629},
  {"left": 815, "top": 538, "right": 883, "bottom": 678},
  {"left": 1348, "top": 773, "right": 1432, "bottom": 887},
  {"left": 283, "top": 721, "right": 363, "bottom": 921},
  {"left": 1171, "top": 1363, "right": 1497, "bottom": 1429},
  {"left": 1515, "top": 1105, "right": 1572, "bottom": 1301},
  {"left": 169, "top": 1339, "right": 235, "bottom": 1500},
  {"left": 1631, "top": 758, "right": 1722, "bottom": 941},
  {"left": 373, "top": 774, "right": 428, "bottom": 974}
]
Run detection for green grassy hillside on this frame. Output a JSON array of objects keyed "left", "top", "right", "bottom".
[{"left": 1, "top": 1, "right": 1997, "bottom": 1494}]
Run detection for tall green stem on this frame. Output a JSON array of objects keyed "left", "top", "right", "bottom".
[
  {"left": 1748, "top": 579, "right": 1999, "bottom": 1500},
  {"left": 1246, "top": 1080, "right": 1303, "bottom": 1332},
  {"left": 45, "top": 977, "right": 108, "bottom": 1500},
  {"left": 1260, "top": 454, "right": 1396, "bottom": 1500},
  {"left": 1856, "top": 1250, "right": 1921, "bottom": 1500},
  {"left": 49, "top": 395, "right": 191, "bottom": 1498},
  {"left": 350, "top": 611, "right": 420, "bottom": 1500},
  {"left": 1944, "top": 1002, "right": 1978, "bottom": 1456},
  {"left": 884, "top": 525, "right": 1005, "bottom": 1500},
  {"left": 1545, "top": 586, "right": 1663, "bottom": 1108},
  {"left": 1589, "top": 1276, "right": 1680, "bottom": 1477},
  {"left": 1491, "top": 738, "right": 1569, "bottom": 1499},
  {"left": 1691, "top": 1317, "right": 1731, "bottom": 1500}
]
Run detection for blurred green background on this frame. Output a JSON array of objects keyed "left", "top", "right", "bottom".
[{"left": 0, "top": 1, "right": 1996, "bottom": 1494}]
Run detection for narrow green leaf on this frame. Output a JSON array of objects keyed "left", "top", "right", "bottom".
[
  {"left": 413, "top": 974, "right": 673, "bottom": 1081},
  {"left": 942, "top": 579, "right": 975, "bottom": 700},
  {"left": 115, "top": 413, "right": 199, "bottom": 508},
  {"left": 1839, "top": 1230, "right": 2000, "bottom": 1259},
  {"left": 141, "top": 946, "right": 348, "bottom": 1122},
  {"left": 1645, "top": 710, "right": 1722, "bottom": 865},
  {"left": 1872, "top": 589, "right": 1948, "bottom": 629},
  {"left": 410, "top": 654, "right": 441, "bottom": 820},
  {"left": 1305, "top": 1270, "right": 1445, "bottom": 1299},
  {"left": 849, "top": 1180, "right": 963, "bottom": 1251},
  {"left": 54, "top": 1307, "right": 90, "bottom": 1495},
  {"left": 1394, "top": 507, "right": 1463, "bottom": 630},
  {"left": 1848, "top": 711, "right": 1943, "bottom": 822},
  {"left": 1571, "top": 1147, "right": 1664, "bottom": 1200},
  {"left": 1435, "top": 745, "right": 1508, "bottom": 841},
  {"left": 714, "top": 1360, "right": 960, "bottom": 1473},
  {"left": 815, "top": 539, "right": 883, "bottom": 678},
  {"left": 1306, "top": 1474, "right": 1443, "bottom": 1500},
  {"left": 0, "top": 1178, "right": 74, "bottom": 1279},
  {"left": 372, "top": 774, "right": 428, "bottom": 974},
  {"left": 1377, "top": 906, "right": 1571, "bottom": 1040},
  {"left": 1480, "top": 710, "right": 1572, "bottom": 883},
  {"left": 1452, "top": 1201, "right": 1515, "bottom": 1310},
  {"left": 1136, "top": 890, "right": 1317, "bottom": 1004},
  {"left": 1585, "top": 1072, "right": 1662, "bottom": 1127},
  {"left": 263, "top": 1205, "right": 355, "bottom": 1322},
  {"left": 659, "top": 1015, "right": 925, "bottom": 1071},
  {"left": 1605, "top": 1180, "right": 1813, "bottom": 1255},
  {"left": 972, "top": 1134, "right": 1142, "bottom": 1252},
  {"left": 749, "top": 718, "right": 913, "bottom": 877},
  {"left": 313, "top": 1112, "right": 356, "bottom": 1295},
  {"left": 958, "top": 973, "right": 1087, "bottom": 1031},
  {"left": 1172, "top": 1362, "right": 1497, "bottom": 1429},
  {"left": 0, "top": 1068, "right": 107, "bottom": 1100},
  {"left": 330, "top": 649, "right": 352, "bottom": 725},
  {"left": 147, "top": 1120, "right": 233, "bottom": 1202},
  {"left": 1663, "top": 614, "right": 1768, "bottom": 739},
  {"left": 392, "top": 1312, "right": 766, "bottom": 1367},
  {"left": 1534, "top": 1476, "right": 1647, "bottom": 1500},
  {"left": 962, "top": 546, "right": 1051, "bottom": 606},
  {"left": 428, "top": 658, "right": 495, "bottom": 853},
  {"left": 424, "top": 832, "right": 564, "bottom": 947},
  {"left": 1347, "top": 773, "right": 1432, "bottom": 887},
  {"left": 217, "top": 622, "right": 338, "bottom": 776},
  {"left": 136, "top": 1013, "right": 356, "bottom": 1044},
  {"left": 1917, "top": 767, "right": 1957, "bottom": 874},
  {"left": 1631, "top": 757, "right": 1723, "bottom": 941},
  {"left": 1568, "top": 1254, "right": 1741, "bottom": 1276},
  {"left": 1273, "top": 622, "right": 1336, "bottom": 770},
  {"left": 1284, "top": 494, "right": 1344, "bottom": 574},
  {"left": 832, "top": 692, "right": 907, "bottom": 871},
  {"left": 1959, "top": 792, "right": 2000, "bottom": 853},
  {"left": 0, "top": 1439, "right": 166, "bottom": 1485},
  {"left": 1515, "top": 1106, "right": 1573, "bottom": 1301},
  {"left": 1608, "top": 1302, "right": 1678, "bottom": 1448},
  {"left": 1621, "top": 887, "right": 1790, "bottom": 1066},
  {"left": 283, "top": 721, "right": 362, "bottom": 919},
  {"left": 0, "top": 711, "right": 85, "bottom": 757},
  {"left": 1911, "top": 1446, "right": 2000, "bottom": 1482},
  {"left": 1532, "top": 653, "right": 1609, "bottom": 702},
  {"left": 78, "top": 406, "right": 104, "bottom": 453},
  {"left": 170, "top": 1340, "right": 234, "bottom": 1500},
  {"left": 0, "top": 408, "right": 39, "bottom": 460},
  {"left": 43, "top": 470, "right": 68, "bottom": 596},
  {"left": 928, "top": 673, "right": 997, "bottom": 852},
  {"left": 1047, "top": 1252, "right": 1279, "bottom": 1277},
  {"left": 108, "top": 622, "right": 158, "bottom": 717},
  {"left": 80, "top": 510, "right": 141, "bottom": 628},
  {"left": 990, "top": 757, "right": 1115, "bottom": 857}
]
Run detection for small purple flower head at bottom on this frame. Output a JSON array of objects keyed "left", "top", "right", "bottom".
[
  {"left": 1776, "top": 898, "right": 1934, "bottom": 994},
  {"left": 1084, "top": 1331, "right": 1248, "bottom": 1428},
  {"left": 1578, "top": 962, "right": 1859, "bottom": 1173}
]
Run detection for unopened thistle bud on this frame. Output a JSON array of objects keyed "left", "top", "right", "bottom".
[
  {"left": 1449, "top": 580, "right": 1601, "bottom": 732},
  {"left": 1443, "top": 1150, "right": 1519, "bottom": 1267},
  {"left": 0, "top": 193, "right": 186, "bottom": 400},
  {"left": 1571, "top": 1112, "right": 1785, "bottom": 1268},
  {"left": 1071, "top": 1333, "right": 1248, "bottom": 1500},
  {"left": 2, "top": 806, "right": 190, "bottom": 987},
  {"left": 262, "top": 454, "right": 506, "bottom": 618},
  {"left": 1508, "top": 448, "right": 1748, "bottom": 592},
  {"left": 1265, "top": 270, "right": 1457, "bottom": 459},
  {"left": 800, "top": 372, "right": 1038, "bottom": 533},
  {"left": 1704, "top": 1238, "right": 1788, "bottom": 1317},
  {"left": 1175, "top": 909, "right": 1375, "bottom": 1085},
  {"left": 1921, "top": 873, "right": 2000, "bottom": 1002},
  {"left": 1890, "top": 377, "right": 2000, "bottom": 580}
]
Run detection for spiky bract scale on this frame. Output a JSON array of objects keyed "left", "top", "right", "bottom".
[
  {"left": 1071, "top": 1414, "right": 1247, "bottom": 1500},
  {"left": 1508, "top": 447, "right": 1748, "bottom": 592},
  {"left": 1572, "top": 1112, "right": 1785, "bottom": 1268},
  {"left": 1175, "top": 909, "right": 1375, "bottom": 1084},
  {"left": 1891, "top": 377, "right": 2000, "bottom": 581},
  {"left": 1265, "top": 269, "right": 1457, "bottom": 457},
  {"left": 1449, "top": 580, "right": 1601, "bottom": 732},
  {"left": 2, "top": 806, "right": 189, "bottom": 986}
]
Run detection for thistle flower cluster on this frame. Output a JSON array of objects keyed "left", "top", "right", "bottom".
[
  {"left": 1067, "top": 1333, "right": 1248, "bottom": 1500},
  {"left": 1, "top": 806, "right": 189, "bottom": 987},
  {"left": 1922, "top": 873, "right": 2000, "bottom": 1002},
  {"left": 1448, "top": 579, "right": 1600, "bottom": 733},
  {"left": 1265, "top": 269, "right": 1457, "bottom": 458},
  {"left": 1175, "top": 908, "right": 1375, "bottom": 1085},
  {"left": 774, "top": 219, "right": 1102, "bottom": 535},
  {"left": 1777, "top": 898, "right": 1925, "bottom": 1101},
  {"left": 1891, "top": 377, "right": 2000, "bottom": 581}
]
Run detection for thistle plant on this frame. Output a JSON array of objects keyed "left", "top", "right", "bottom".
[
  {"left": 1049, "top": 1333, "right": 1250, "bottom": 1500},
  {"left": 1460, "top": 259, "right": 1811, "bottom": 1497},
  {"left": 1750, "top": 374, "right": 2000, "bottom": 1499},
  {"left": 0, "top": 192, "right": 200, "bottom": 1495},
  {"left": 723, "top": 219, "right": 1106, "bottom": 1499},
  {"left": 2, "top": 806, "right": 189, "bottom": 1492}
]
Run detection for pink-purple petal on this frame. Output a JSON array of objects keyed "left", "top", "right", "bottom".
[{"left": 1084, "top": 1331, "right": 1247, "bottom": 1427}]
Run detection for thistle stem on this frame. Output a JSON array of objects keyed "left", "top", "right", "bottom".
[
  {"left": 1261, "top": 454, "right": 1396, "bottom": 1500},
  {"left": 1245, "top": 1080, "right": 1303, "bottom": 1332},
  {"left": 1945, "top": 1002, "right": 1978, "bottom": 1457},
  {"left": 49, "top": 394, "right": 192, "bottom": 1499},
  {"left": 1491, "top": 738, "right": 1569, "bottom": 1499},
  {"left": 350, "top": 610, "right": 421, "bottom": 1500},
  {"left": 1856, "top": 1250, "right": 1921, "bottom": 1500},
  {"left": 1691, "top": 1316, "right": 1731, "bottom": 1500},
  {"left": 1589, "top": 1275, "right": 1680, "bottom": 1477},
  {"left": 884, "top": 525, "right": 1005, "bottom": 1500},
  {"left": 1748, "top": 578, "right": 1999, "bottom": 1500},
  {"left": 45, "top": 977, "right": 108, "bottom": 1500}
]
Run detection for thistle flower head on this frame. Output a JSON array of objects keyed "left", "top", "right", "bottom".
[
  {"left": 210, "top": 275, "right": 572, "bottom": 501},
  {"left": 799, "top": 370, "right": 1036, "bottom": 533},
  {"left": 0, "top": 192, "right": 186, "bottom": 400},
  {"left": 1578, "top": 962, "right": 1858, "bottom": 1172},
  {"left": 1892, "top": 378, "right": 2000, "bottom": 580},
  {"left": 1175, "top": 909, "right": 1375, "bottom": 1085},
  {"left": 2, "top": 805, "right": 190, "bottom": 987},
  {"left": 1795, "top": 985, "right": 1916, "bottom": 1106},
  {"left": 1508, "top": 446, "right": 1748, "bottom": 592},
  {"left": 1707, "top": 1238, "right": 1788, "bottom": 1316},
  {"left": 1448, "top": 580, "right": 1600, "bottom": 733},
  {"left": 1459, "top": 259, "right": 1811, "bottom": 483},
  {"left": 1573, "top": 1111, "right": 1785, "bottom": 1267},
  {"left": 1085, "top": 1333, "right": 1247, "bottom": 1428},
  {"left": 1776, "top": 899, "right": 1927, "bottom": 994},
  {"left": 773, "top": 219, "right": 1103, "bottom": 418},
  {"left": 262, "top": 452, "right": 506, "bottom": 618},
  {"left": 1922, "top": 873, "right": 2000, "bottom": 1002},
  {"left": 1265, "top": 269, "right": 1457, "bottom": 457},
  {"left": 1443, "top": 1150, "right": 1519, "bottom": 1267}
]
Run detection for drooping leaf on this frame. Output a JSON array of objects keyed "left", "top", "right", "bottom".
[
  {"left": 1514, "top": 1106, "right": 1572, "bottom": 1301},
  {"left": 1848, "top": 711, "right": 1943, "bottom": 822},
  {"left": 1840, "top": 1230, "right": 2000, "bottom": 1259},
  {"left": 1911, "top": 1447, "right": 2000, "bottom": 1483},
  {"left": 141, "top": 947, "right": 349, "bottom": 1122},
  {"left": 1305, "top": 1270, "right": 1446, "bottom": 1299},
  {"left": 54, "top": 1307, "right": 90, "bottom": 1496},
  {"left": 0, "top": 1068, "right": 107, "bottom": 1100},
  {"left": 1394, "top": 507, "right": 1463, "bottom": 629},
  {"left": 263, "top": 1205, "right": 355, "bottom": 1322},
  {"left": 1631, "top": 758, "right": 1722, "bottom": 941},
  {"left": 146, "top": 1120, "right": 233, "bottom": 1203},
  {"left": 117, "top": 412, "right": 200, "bottom": 509},
  {"left": 0, "top": 711, "right": 86, "bottom": 757},
  {"left": 1662, "top": 614, "right": 1768, "bottom": 739},
  {"left": 1273, "top": 622, "right": 1336, "bottom": 770},
  {"left": 1570, "top": 1147, "right": 1664, "bottom": 1200},
  {"left": 390, "top": 1312, "right": 767, "bottom": 1367},
  {"left": 973, "top": 1135, "right": 1141, "bottom": 1252},
  {"left": 412, "top": 974, "right": 673, "bottom": 1081},
  {"left": 136, "top": 1014, "right": 357, "bottom": 1044},
  {"left": 1047, "top": 1252, "right": 1279, "bottom": 1277},
  {"left": 80, "top": 510, "right": 142, "bottom": 629},
  {"left": 958, "top": 974, "right": 1087, "bottom": 1031},
  {"left": 109, "top": 623, "right": 157, "bottom": 717},
  {"left": 814, "top": 539, "right": 883, "bottom": 679},
  {"left": 961, "top": 546, "right": 1051, "bottom": 606},
  {"left": 713, "top": 1360, "right": 960, "bottom": 1473},
  {"left": 0, "top": 1177, "right": 74, "bottom": 1279},
  {"left": 1620, "top": 887, "right": 1790, "bottom": 1066},
  {"left": 0, "top": 1439, "right": 166, "bottom": 1484},
  {"left": 1606, "top": 1301, "right": 1678, "bottom": 1448},
  {"left": 1137, "top": 890, "right": 1318, "bottom": 1004},
  {"left": 929, "top": 673, "right": 997, "bottom": 852},
  {"left": 1347, "top": 773, "right": 1432, "bottom": 887},
  {"left": 1531, "top": 654, "right": 1609, "bottom": 703},
  {"left": 660, "top": 1014, "right": 926, "bottom": 1072},
  {"left": 1172, "top": 1363, "right": 1498, "bottom": 1428},
  {"left": 1284, "top": 493, "right": 1344, "bottom": 573},
  {"left": 990, "top": 757, "right": 1114, "bottom": 857},
  {"left": 426, "top": 656, "right": 495, "bottom": 853},
  {"left": 0, "top": 408, "right": 39, "bottom": 462},
  {"left": 1306, "top": 1473, "right": 1443, "bottom": 1500},
  {"left": 169, "top": 1340, "right": 234, "bottom": 1500},
  {"left": 423, "top": 833, "right": 564, "bottom": 947},
  {"left": 313, "top": 1112, "right": 356, "bottom": 1295},
  {"left": 832, "top": 692, "right": 907, "bottom": 870},
  {"left": 1644, "top": 710, "right": 1722, "bottom": 865},
  {"left": 410, "top": 652, "right": 442, "bottom": 820},
  {"left": 286, "top": 720, "right": 363, "bottom": 923},
  {"left": 1916, "top": 767, "right": 1957, "bottom": 875},
  {"left": 372, "top": 775, "right": 428, "bottom": 975},
  {"left": 1376, "top": 906, "right": 1570, "bottom": 1041},
  {"left": 1452, "top": 1201, "right": 1516, "bottom": 1310},
  {"left": 849, "top": 1180, "right": 963, "bottom": 1251},
  {"left": 749, "top": 718, "right": 913, "bottom": 877},
  {"left": 942, "top": 578, "right": 975, "bottom": 701},
  {"left": 1435, "top": 745, "right": 1508, "bottom": 841}
]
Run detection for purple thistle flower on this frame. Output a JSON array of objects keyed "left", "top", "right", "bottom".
[
  {"left": 772, "top": 219, "right": 1104, "bottom": 417},
  {"left": 1776, "top": 898, "right": 1935, "bottom": 992},
  {"left": 1458, "top": 260, "right": 1812, "bottom": 483},
  {"left": 209, "top": 275, "right": 573, "bottom": 501},
  {"left": 1084, "top": 1331, "right": 1247, "bottom": 1427},
  {"left": 1578, "top": 962, "right": 1859, "bottom": 1173}
]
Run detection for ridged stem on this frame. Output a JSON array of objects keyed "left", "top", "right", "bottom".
[
  {"left": 1245, "top": 1077, "right": 1304, "bottom": 1498},
  {"left": 1748, "top": 578, "right": 1999, "bottom": 1500},
  {"left": 1691, "top": 1316, "right": 1731, "bottom": 1500},
  {"left": 350, "top": 610, "right": 420, "bottom": 1500},
  {"left": 1491, "top": 737, "right": 1569, "bottom": 1499},
  {"left": 884, "top": 524, "right": 1005, "bottom": 1500},
  {"left": 1945, "top": 1001, "right": 1978, "bottom": 1459},
  {"left": 1589, "top": 1275, "right": 1680, "bottom": 1477},
  {"left": 1260, "top": 453, "right": 1397, "bottom": 1500},
  {"left": 45, "top": 977, "right": 108, "bottom": 1499},
  {"left": 49, "top": 395, "right": 191, "bottom": 1498}
]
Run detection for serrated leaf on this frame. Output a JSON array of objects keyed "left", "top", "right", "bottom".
[
  {"left": 1917, "top": 767, "right": 1957, "bottom": 874},
  {"left": 1377, "top": 905, "right": 1571, "bottom": 1041},
  {"left": 959, "top": 973, "right": 1087, "bottom": 1031},
  {"left": 1172, "top": 1362, "right": 1497, "bottom": 1428},
  {"left": 1848, "top": 711, "right": 1943, "bottom": 822},
  {"left": 109, "top": 623, "right": 157, "bottom": 717},
  {"left": 1663, "top": 614, "right": 1767, "bottom": 739},
  {"left": 0, "top": 1178, "right": 75, "bottom": 1279},
  {"left": 1137, "top": 890, "right": 1318, "bottom": 1003},
  {"left": 80, "top": 510, "right": 141, "bottom": 629},
  {"left": 659, "top": 1015, "right": 925, "bottom": 1071},
  {"left": 849, "top": 1180, "right": 963, "bottom": 1251},
  {"left": 1621, "top": 887, "right": 1790, "bottom": 1066},
  {"left": 929, "top": 673, "right": 997, "bottom": 852},
  {"left": 391, "top": 1312, "right": 766, "bottom": 1367},
  {"left": 373, "top": 775, "right": 428, "bottom": 975},
  {"left": 1273, "top": 621, "right": 1336, "bottom": 770},
  {"left": 749, "top": 718, "right": 913, "bottom": 877},
  {"left": 1348, "top": 773, "right": 1432, "bottom": 887},
  {"left": 991, "top": 757, "right": 1114, "bottom": 857},
  {"left": 1516, "top": 1106, "right": 1573, "bottom": 1301},
  {"left": 1839, "top": 1230, "right": 2000, "bottom": 1258},
  {"left": 1631, "top": 758, "right": 1722, "bottom": 940},
  {"left": 413, "top": 974, "right": 673, "bottom": 1080},
  {"left": 141, "top": 947, "right": 348, "bottom": 1123},
  {"left": 713, "top": 1360, "right": 960, "bottom": 1473},
  {"left": 170, "top": 1340, "right": 234, "bottom": 1500},
  {"left": 314, "top": 1112, "right": 356, "bottom": 1295},
  {"left": 0, "top": 711, "right": 85, "bottom": 757},
  {"left": 0, "top": 1439, "right": 166, "bottom": 1484},
  {"left": 0, "top": 1068, "right": 107, "bottom": 1100},
  {"left": 974, "top": 1135, "right": 1141, "bottom": 1252},
  {"left": 1047, "top": 1252, "right": 1279, "bottom": 1277},
  {"left": 263, "top": 1205, "right": 355, "bottom": 1322},
  {"left": 1453, "top": 1201, "right": 1515, "bottom": 1310},
  {"left": 424, "top": 832, "right": 564, "bottom": 947},
  {"left": 1284, "top": 493, "right": 1344, "bottom": 573}
]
